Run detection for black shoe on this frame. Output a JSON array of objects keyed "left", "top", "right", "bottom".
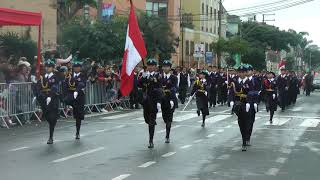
[
  {"left": 148, "top": 142, "right": 154, "bottom": 149},
  {"left": 242, "top": 145, "right": 247, "bottom": 151},
  {"left": 165, "top": 138, "right": 170, "bottom": 144},
  {"left": 197, "top": 110, "right": 200, "bottom": 116},
  {"left": 75, "top": 134, "right": 80, "bottom": 140},
  {"left": 47, "top": 138, "right": 53, "bottom": 144},
  {"left": 201, "top": 122, "right": 205, "bottom": 127},
  {"left": 270, "top": 120, "right": 273, "bottom": 124}
]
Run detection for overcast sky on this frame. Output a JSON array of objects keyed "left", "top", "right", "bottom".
[{"left": 224, "top": 0, "right": 320, "bottom": 46}]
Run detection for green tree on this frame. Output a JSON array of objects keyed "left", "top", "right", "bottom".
[
  {"left": 139, "top": 14, "right": 178, "bottom": 63},
  {"left": 0, "top": 32, "right": 37, "bottom": 64}
]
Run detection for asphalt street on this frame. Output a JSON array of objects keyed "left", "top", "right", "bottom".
[{"left": 1, "top": 92, "right": 320, "bottom": 180}]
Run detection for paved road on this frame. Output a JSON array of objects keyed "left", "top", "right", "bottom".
[{"left": 1, "top": 93, "right": 320, "bottom": 180}]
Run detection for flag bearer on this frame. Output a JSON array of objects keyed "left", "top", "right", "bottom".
[{"left": 139, "top": 59, "right": 162, "bottom": 149}]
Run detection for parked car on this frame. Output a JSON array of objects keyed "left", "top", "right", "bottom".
[{"left": 313, "top": 77, "right": 320, "bottom": 89}]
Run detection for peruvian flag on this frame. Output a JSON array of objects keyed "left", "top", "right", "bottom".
[
  {"left": 120, "top": 2, "right": 147, "bottom": 96},
  {"left": 278, "top": 59, "right": 286, "bottom": 70}
]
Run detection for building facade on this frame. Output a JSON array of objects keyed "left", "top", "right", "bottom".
[{"left": 181, "top": 0, "right": 222, "bottom": 68}]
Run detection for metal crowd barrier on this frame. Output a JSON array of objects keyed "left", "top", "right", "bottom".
[{"left": 0, "top": 81, "right": 131, "bottom": 129}]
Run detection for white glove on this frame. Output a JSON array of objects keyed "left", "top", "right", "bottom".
[
  {"left": 46, "top": 97, "right": 51, "bottom": 106},
  {"left": 157, "top": 103, "right": 161, "bottom": 112},
  {"left": 74, "top": 91, "right": 78, "bottom": 99},
  {"left": 246, "top": 103, "right": 250, "bottom": 112},
  {"left": 254, "top": 103, "right": 258, "bottom": 112},
  {"left": 170, "top": 101, "right": 174, "bottom": 109},
  {"left": 142, "top": 72, "right": 148, "bottom": 78},
  {"left": 176, "top": 93, "right": 179, "bottom": 99},
  {"left": 230, "top": 101, "right": 234, "bottom": 108},
  {"left": 273, "top": 94, "right": 276, "bottom": 99},
  {"left": 204, "top": 91, "right": 208, "bottom": 96},
  {"left": 32, "top": 97, "right": 37, "bottom": 104},
  {"left": 225, "top": 81, "right": 228, "bottom": 84}
]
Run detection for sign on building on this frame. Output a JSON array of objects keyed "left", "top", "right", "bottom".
[
  {"left": 205, "top": 52, "right": 214, "bottom": 64},
  {"left": 193, "top": 43, "right": 205, "bottom": 58}
]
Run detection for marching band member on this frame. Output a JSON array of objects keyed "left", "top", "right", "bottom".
[{"left": 192, "top": 70, "right": 209, "bottom": 127}]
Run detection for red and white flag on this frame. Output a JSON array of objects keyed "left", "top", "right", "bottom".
[
  {"left": 120, "top": 3, "right": 147, "bottom": 96},
  {"left": 278, "top": 59, "right": 286, "bottom": 70}
]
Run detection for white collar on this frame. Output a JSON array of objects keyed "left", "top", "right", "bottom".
[
  {"left": 45, "top": 72, "right": 53, "bottom": 78},
  {"left": 150, "top": 71, "right": 155, "bottom": 76},
  {"left": 249, "top": 76, "right": 253, "bottom": 80},
  {"left": 269, "top": 78, "right": 274, "bottom": 82},
  {"left": 164, "top": 73, "right": 171, "bottom": 79},
  {"left": 74, "top": 72, "right": 81, "bottom": 77},
  {"left": 238, "top": 77, "right": 247, "bottom": 83},
  {"left": 281, "top": 74, "right": 286, "bottom": 78},
  {"left": 200, "top": 78, "right": 206, "bottom": 83}
]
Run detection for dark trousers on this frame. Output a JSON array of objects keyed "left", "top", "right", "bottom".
[
  {"left": 237, "top": 105, "right": 249, "bottom": 146},
  {"left": 209, "top": 88, "right": 217, "bottom": 106},
  {"left": 278, "top": 92, "right": 287, "bottom": 110},
  {"left": 40, "top": 96, "right": 59, "bottom": 139},
  {"left": 247, "top": 108, "right": 256, "bottom": 141},
  {"left": 178, "top": 86, "right": 188, "bottom": 104}
]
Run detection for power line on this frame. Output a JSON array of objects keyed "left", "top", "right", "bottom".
[{"left": 227, "top": 0, "right": 297, "bottom": 12}]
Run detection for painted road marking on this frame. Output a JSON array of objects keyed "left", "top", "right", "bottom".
[
  {"left": 224, "top": 125, "right": 232, "bottom": 128},
  {"left": 266, "top": 168, "right": 280, "bottom": 176},
  {"left": 299, "top": 119, "right": 320, "bottom": 127},
  {"left": 157, "top": 125, "right": 181, "bottom": 133},
  {"left": 162, "top": 152, "right": 176, "bottom": 157},
  {"left": 217, "top": 154, "right": 231, "bottom": 160},
  {"left": 9, "top": 146, "right": 29, "bottom": 152},
  {"left": 198, "top": 115, "right": 231, "bottom": 123},
  {"left": 175, "top": 113, "right": 198, "bottom": 122},
  {"left": 207, "top": 134, "right": 216, "bottom": 138},
  {"left": 291, "top": 107, "right": 303, "bottom": 112},
  {"left": 217, "top": 129, "right": 225, "bottom": 133},
  {"left": 102, "top": 112, "right": 140, "bottom": 120},
  {"left": 180, "top": 145, "right": 192, "bottom": 149},
  {"left": 276, "top": 157, "right": 287, "bottom": 164},
  {"left": 138, "top": 161, "right": 156, "bottom": 168},
  {"left": 111, "top": 174, "right": 131, "bottom": 180},
  {"left": 193, "top": 139, "right": 204, "bottom": 143},
  {"left": 264, "top": 118, "right": 291, "bottom": 126},
  {"left": 52, "top": 147, "right": 105, "bottom": 163},
  {"left": 280, "top": 148, "right": 292, "bottom": 154}
]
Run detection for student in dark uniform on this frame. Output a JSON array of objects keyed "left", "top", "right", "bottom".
[
  {"left": 161, "top": 60, "right": 178, "bottom": 143},
  {"left": 231, "top": 65, "right": 250, "bottom": 151},
  {"left": 246, "top": 64, "right": 260, "bottom": 146},
  {"left": 277, "top": 68, "right": 289, "bottom": 112},
  {"left": 227, "top": 68, "right": 237, "bottom": 114},
  {"left": 208, "top": 66, "right": 219, "bottom": 108},
  {"left": 192, "top": 70, "right": 209, "bottom": 127},
  {"left": 35, "top": 59, "right": 59, "bottom": 144},
  {"left": 63, "top": 58, "right": 86, "bottom": 140},
  {"left": 139, "top": 59, "right": 162, "bottom": 149},
  {"left": 263, "top": 72, "right": 278, "bottom": 124},
  {"left": 177, "top": 67, "right": 190, "bottom": 104},
  {"left": 288, "top": 71, "right": 299, "bottom": 105},
  {"left": 130, "top": 67, "right": 141, "bottom": 109}
]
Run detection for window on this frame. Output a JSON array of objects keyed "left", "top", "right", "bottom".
[
  {"left": 201, "top": 26, "right": 204, "bottom": 31},
  {"left": 214, "top": 9, "right": 217, "bottom": 20},
  {"left": 205, "top": 43, "right": 209, "bottom": 52},
  {"left": 206, "top": 28, "right": 208, "bottom": 32},
  {"left": 186, "top": 40, "right": 190, "bottom": 55},
  {"left": 206, "top": 5, "right": 209, "bottom": 16},
  {"left": 202, "top": 3, "right": 204, "bottom": 15},
  {"left": 210, "top": 28, "right": 212, "bottom": 33},
  {"left": 146, "top": 2, "right": 168, "bottom": 17},
  {"left": 210, "top": 7, "right": 213, "bottom": 18},
  {"left": 190, "top": 41, "right": 195, "bottom": 54}
]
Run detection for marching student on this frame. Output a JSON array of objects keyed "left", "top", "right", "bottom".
[
  {"left": 139, "top": 59, "right": 162, "bottom": 149},
  {"left": 160, "top": 60, "right": 178, "bottom": 143},
  {"left": 262, "top": 71, "right": 278, "bottom": 124},
  {"left": 191, "top": 70, "right": 209, "bottom": 127}
]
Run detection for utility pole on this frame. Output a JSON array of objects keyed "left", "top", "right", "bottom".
[
  {"left": 217, "top": 0, "right": 222, "bottom": 68},
  {"left": 180, "top": 0, "right": 184, "bottom": 67},
  {"left": 309, "top": 51, "right": 312, "bottom": 70}
]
